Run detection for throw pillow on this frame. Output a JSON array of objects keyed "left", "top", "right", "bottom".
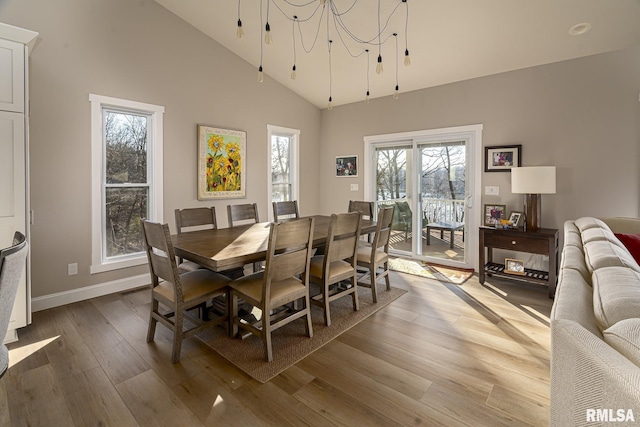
[
  {"left": 615, "top": 233, "right": 640, "bottom": 264},
  {"left": 603, "top": 318, "right": 640, "bottom": 368}
]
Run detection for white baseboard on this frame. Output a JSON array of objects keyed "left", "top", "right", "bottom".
[{"left": 31, "top": 273, "right": 151, "bottom": 312}]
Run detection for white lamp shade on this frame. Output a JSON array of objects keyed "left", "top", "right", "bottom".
[{"left": 511, "top": 166, "right": 556, "bottom": 194}]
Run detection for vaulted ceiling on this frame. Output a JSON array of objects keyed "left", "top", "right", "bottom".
[{"left": 154, "top": 0, "right": 640, "bottom": 108}]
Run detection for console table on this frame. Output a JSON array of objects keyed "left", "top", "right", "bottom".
[{"left": 479, "top": 226, "right": 559, "bottom": 298}]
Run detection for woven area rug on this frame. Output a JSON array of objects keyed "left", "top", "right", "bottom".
[
  {"left": 196, "top": 286, "right": 406, "bottom": 383},
  {"left": 388, "top": 257, "right": 473, "bottom": 284}
]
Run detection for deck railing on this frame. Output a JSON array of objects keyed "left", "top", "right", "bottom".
[{"left": 377, "top": 197, "right": 465, "bottom": 224}]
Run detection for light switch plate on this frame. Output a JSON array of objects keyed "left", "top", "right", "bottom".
[
  {"left": 350, "top": 184, "right": 358, "bottom": 191},
  {"left": 485, "top": 185, "right": 499, "bottom": 196}
]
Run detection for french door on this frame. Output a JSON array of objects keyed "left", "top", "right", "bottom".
[{"left": 364, "top": 125, "right": 482, "bottom": 270}]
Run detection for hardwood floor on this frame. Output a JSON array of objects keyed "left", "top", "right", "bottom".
[{"left": 0, "top": 270, "right": 552, "bottom": 426}]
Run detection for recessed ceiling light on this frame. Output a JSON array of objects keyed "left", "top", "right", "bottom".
[{"left": 569, "top": 22, "right": 592, "bottom": 36}]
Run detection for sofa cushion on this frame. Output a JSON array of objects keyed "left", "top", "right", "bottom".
[
  {"left": 603, "top": 318, "right": 640, "bottom": 368},
  {"left": 575, "top": 217, "right": 612, "bottom": 233},
  {"left": 551, "top": 268, "right": 602, "bottom": 337},
  {"left": 615, "top": 233, "right": 640, "bottom": 265},
  {"left": 582, "top": 227, "right": 627, "bottom": 250},
  {"left": 593, "top": 267, "right": 640, "bottom": 331},
  {"left": 559, "top": 245, "right": 591, "bottom": 282},
  {"left": 583, "top": 240, "right": 640, "bottom": 273}
]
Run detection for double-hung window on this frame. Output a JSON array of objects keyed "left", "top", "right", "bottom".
[
  {"left": 90, "top": 94, "right": 164, "bottom": 273},
  {"left": 267, "top": 125, "right": 299, "bottom": 220}
]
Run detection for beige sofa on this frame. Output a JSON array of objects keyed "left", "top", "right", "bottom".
[{"left": 551, "top": 217, "right": 640, "bottom": 426}]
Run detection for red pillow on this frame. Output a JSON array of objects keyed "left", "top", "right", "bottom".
[{"left": 615, "top": 233, "right": 640, "bottom": 264}]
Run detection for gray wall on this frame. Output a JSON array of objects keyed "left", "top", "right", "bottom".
[
  {"left": 1, "top": 0, "right": 321, "bottom": 297},
  {"left": 2, "top": 0, "right": 639, "bottom": 301},
  {"left": 319, "top": 47, "right": 640, "bottom": 232}
]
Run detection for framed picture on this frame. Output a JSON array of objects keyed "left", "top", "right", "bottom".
[
  {"left": 336, "top": 155, "right": 358, "bottom": 177},
  {"left": 484, "top": 144, "right": 522, "bottom": 172},
  {"left": 505, "top": 258, "right": 526, "bottom": 275},
  {"left": 509, "top": 211, "right": 524, "bottom": 228},
  {"left": 197, "top": 125, "right": 246, "bottom": 199},
  {"left": 484, "top": 204, "right": 506, "bottom": 226}
]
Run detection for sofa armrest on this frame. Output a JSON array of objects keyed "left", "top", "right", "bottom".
[
  {"left": 600, "top": 217, "right": 640, "bottom": 235},
  {"left": 551, "top": 319, "right": 640, "bottom": 426}
]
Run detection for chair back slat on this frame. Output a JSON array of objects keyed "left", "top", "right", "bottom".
[
  {"left": 348, "top": 200, "right": 374, "bottom": 220},
  {"left": 373, "top": 206, "right": 395, "bottom": 250},
  {"left": 175, "top": 207, "right": 217, "bottom": 233},
  {"left": 264, "top": 217, "right": 314, "bottom": 297},
  {"left": 273, "top": 200, "right": 300, "bottom": 221},
  {"left": 227, "top": 203, "right": 259, "bottom": 227},
  {"left": 326, "top": 212, "right": 361, "bottom": 263}
]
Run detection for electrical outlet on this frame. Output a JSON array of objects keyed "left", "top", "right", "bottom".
[{"left": 68, "top": 263, "right": 78, "bottom": 276}]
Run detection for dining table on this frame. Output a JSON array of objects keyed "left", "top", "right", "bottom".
[{"left": 171, "top": 214, "right": 377, "bottom": 273}]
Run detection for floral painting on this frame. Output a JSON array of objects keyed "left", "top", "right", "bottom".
[{"left": 198, "top": 125, "right": 246, "bottom": 199}]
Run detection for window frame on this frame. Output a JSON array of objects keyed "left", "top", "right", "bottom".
[
  {"left": 89, "top": 94, "right": 164, "bottom": 274},
  {"left": 267, "top": 125, "right": 300, "bottom": 221}
]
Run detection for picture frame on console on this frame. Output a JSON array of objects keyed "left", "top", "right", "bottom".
[
  {"left": 197, "top": 124, "right": 246, "bottom": 200},
  {"left": 484, "top": 204, "right": 506, "bottom": 226},
  {"left": 509, "top": 211, "right": 524, "bottom": 228},
  {"left": 505, "top": 258, "right": 526, "bottom": 275},
  {"left": 484, "top": 144, "right": 522, "bottom": 172}
]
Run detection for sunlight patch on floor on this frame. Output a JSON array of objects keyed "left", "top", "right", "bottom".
[{"left": 8, "top": 335, "right": 60, "bottom": 369}]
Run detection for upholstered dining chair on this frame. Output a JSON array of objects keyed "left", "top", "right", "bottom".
[
  {"left": 0, "top": 232, "right": 28, "bottom": 379},
  {"left": 356, "top": 206, "right": 395, "bottom": 303},
  {"left": 309, "top": 212, "right": 361, "bottom": 326},
  {"left": 229, "top": 217, "right": 315, "bottom": 362},
  {"left": 272, "top": 200, "right": 300, "bottom": 221},
  {"left": 141, "top": 220, "right": 231, "bottom": 363},
  {"left": 174, "top": 207, "right": 218, "bottom": 274},
  {"left": 227, "top": 203, "right": 259, "bottom": 227}
]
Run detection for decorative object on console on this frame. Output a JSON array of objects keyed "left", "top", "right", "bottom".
[
  {"left": 484, "top": 144, "right": 522, "bottom": 172},
  {"left": 483, "top": 204, "right": 506, "bottom": 226},
  {"left": 511, "top": 166, "right": 556, "bottom": 232},
  {"left": 197, "top": 125, "right": 246, "bottom": 200},
  {"left": 509, "top": 211, "right": 524, "bottom": 228},
  {"left": 504, "top": 258, "right": 525, "bottom": 275}
]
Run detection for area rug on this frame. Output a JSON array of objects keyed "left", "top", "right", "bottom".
[
  {"left": 196, "top": 286, "right": 407, "bottom": 383},
  {"left": 388, "top": 257, "right": 473, "bottom": 284}
]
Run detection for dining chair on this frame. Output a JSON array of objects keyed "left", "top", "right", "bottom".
[
  {"left": 174, "top": 207, "right": 218, "bottom": 274},
  {"left": 309, "top": 212, "right": 361, "bottom": 326},
  {"left": 356, "top": 206, "right": 395, "bottom": 303},
  {"left": 348, "top": 200, "right": 375, "bottom": 242},
  {"left": 272, "top": 200, "right": 300, "bottom": 221},
  {"left": 229, "top": 217, "right": 315, "bottom": 362},
  {"left": 227, "top": 203, "right": 259, "bottom": 227},
  {"left": 141, "top": 220, "right": 231, "bottom": 363},
  {"left": 0, "top": 232, "right": 28, "bottom": 379}
]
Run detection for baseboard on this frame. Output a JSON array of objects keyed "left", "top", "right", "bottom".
[{"left": 31, "top": 273, "right": 151, "bottom": 312}]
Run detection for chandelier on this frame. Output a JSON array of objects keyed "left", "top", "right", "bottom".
[{"left": 236, "top": 0, "right": 411, "bottom": 109}]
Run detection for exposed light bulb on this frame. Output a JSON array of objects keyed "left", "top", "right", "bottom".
[
  {"left": 365, "top": 91, "right": 370, "bottom": 104},
  {"left": 265, "top": 23, "right": 273, "bottom": 44},
  {"left": 290, "top": 65, "right": 296, "bottom": 80},
  {"left": 237, "top": 20, "right": 244, "bottom": 38},
  {"left": 394, "top": 85, "right": 399, "bottom": 100},
  {"left": 327, "top": 96, "right": 333, "bottom": 110},
  {"left": 258, "top": 66, "right": 264, "bottom": 82},
  {"left": 404, "top": 49, "right": 411, "bottom": 66},
  {"left": 376, "top": 54, "right": 383, "bottom": 74}
]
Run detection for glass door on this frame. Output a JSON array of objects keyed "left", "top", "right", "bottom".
[{"left": 365, "top": 125, "right": 482, "bottom": 270}]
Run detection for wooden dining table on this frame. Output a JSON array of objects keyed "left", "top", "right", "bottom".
[{"left": 171, "top": 215, "right": 376, "bottom": 273}]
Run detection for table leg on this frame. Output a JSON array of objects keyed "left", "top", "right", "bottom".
[
  {"left": 450, "top": 230, "right": 455, "bottom": 249},
  {"left": 426, "top": 227, "right": 431, "bottom": 245}
]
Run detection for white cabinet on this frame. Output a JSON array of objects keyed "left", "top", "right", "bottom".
[{"left": 0, "top": 23, "right": 37, "bottom": 343}]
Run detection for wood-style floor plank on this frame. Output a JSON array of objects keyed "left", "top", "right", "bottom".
[{"left": 1, "top": 270, "right": 552, "bottom": 426}]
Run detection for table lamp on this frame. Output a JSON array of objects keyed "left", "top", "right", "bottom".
[{"left": 511, "top": 166, "right": 556, "bottom": 232}]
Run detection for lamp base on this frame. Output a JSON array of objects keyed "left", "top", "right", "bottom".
[{"left": 524, "top": 194, "right": 542, "bottom": 232}]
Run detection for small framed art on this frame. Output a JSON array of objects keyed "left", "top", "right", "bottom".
[
  {"left": 336, "top": 155, "right": 358, "bottom": 177},
  {"left": 505, "top": 258, "right": 526, "bottom": 275},
  {"left": 509, "top": 211, "right": 524, "bottom": 228},
  {"left": 197, "top": 124, "right": 246, "bottom": 199},
  {"left": 484, "top": 204, "right": 506, "bottom": 226},
  {"left": 484, "top": 144, "right": 522, "bottom": 172}
]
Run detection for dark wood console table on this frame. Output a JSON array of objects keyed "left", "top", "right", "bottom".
[{"left": 479, "top": 226, "right": 559, "bottom": 298}]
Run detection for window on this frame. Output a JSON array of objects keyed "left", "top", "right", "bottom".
[
  {"left": 267, "top": 125, "right": 299, "bottom": 220},
  {"left": 90, "top": 94, "right": 164, "bottom": 273}
]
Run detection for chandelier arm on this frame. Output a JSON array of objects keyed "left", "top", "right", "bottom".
[
  {"left": 271, "top": 0, "right": 322, "bottom": 23},
  {"left": 295, "top": 3, "right": 325, "bottom": 54},
  {"left": 332, "top": 0, "right": 404, "bottom": 45}
]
